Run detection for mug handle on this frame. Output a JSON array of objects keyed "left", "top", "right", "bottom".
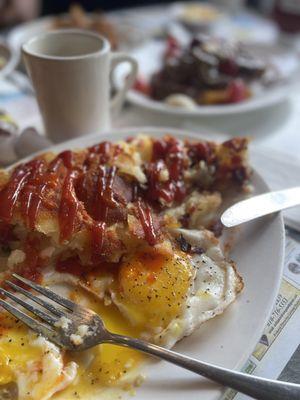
[{"left": 110, "top": 52, "right": 138, "bottom": 116}]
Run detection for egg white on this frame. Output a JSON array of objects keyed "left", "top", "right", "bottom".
[
  {"left": 154, "top": 229, "right": 242, "bottom": 348},
  {"left": 63, "top": 227, "right": 242, "bottom": 349}
]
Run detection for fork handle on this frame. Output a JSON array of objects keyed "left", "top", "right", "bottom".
[{"left": 106, "top": 334, "right": 300, "bottom": 400}]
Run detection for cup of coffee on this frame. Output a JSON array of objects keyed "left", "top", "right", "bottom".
[{"left": 22, "top": 29, "right": 138, "bottom": 143}]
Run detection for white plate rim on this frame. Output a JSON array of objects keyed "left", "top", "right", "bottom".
[
  {"left": 7, "top": 15, "right": 54, "bottom": 51},
  {"left": 125, "top": 84, "right": 292, "bottom": 116},
  {"left": 9, "top": 126, "right": 285, "bottom": 399}
]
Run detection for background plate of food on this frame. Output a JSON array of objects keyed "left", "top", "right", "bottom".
[
  {"left": 170, "top": 1, "right": 226, "bottom": 32},
  {"left": 0, "top": 127, "right": 284, "bottom": 400},
  {"left": 114, "top": 36, "right": 300, "bottom": 116},
  {"left": 7, "top": 4, "right": 146, "bottom": 54}
]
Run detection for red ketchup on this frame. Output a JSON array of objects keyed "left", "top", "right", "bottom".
[
  {"left": 59, "top": 172, "right": 80, "bottom": 242},
  {"left": 146, "top": 138, "right": 186, "bottom": 205},
  {"left": 0, "top": 139, "right": 167, "bottom": 274},
  {"left": 90, "top": 221, "right": 106, "bottom": 263},
  {"left": 136, "top": 200, "right": 158, "bottom": 246}
]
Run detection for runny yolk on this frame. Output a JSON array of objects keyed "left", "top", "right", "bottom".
[
  {"left": 0, "top": 353, "right": 13, "bottom": 385},
  {"left": 116, "top": 250, "right": 193, "bottom": 329},
  {"left": 0, "top": 315, "right": 45, "bottom": 385},
  {"left": 53, "top": 288, "right": 145, "bottom": 399}
]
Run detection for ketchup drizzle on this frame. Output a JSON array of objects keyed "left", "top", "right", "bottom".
[
  {"left": 136, "top": 200, "right": 157, "bottom": 245},
  {"left": 145, "top": 137, "right": 186, "bottom": 206},
  {"left": 89, "top": 141, "right": 112, "bottom": 164},
  {"left": 90, "top": 221, "right": 106, "bottom": 262},
  {"left": 0, "top": 163, "right": 33, "bottom": 223},
  {"left": 0, "top": 138, "right": 190, "bottom": 269},
  {"left": 92, "top": 166, "right": 117, "bottom": 221},
  {"left": 48, "top": 150, "right": 73, "bottom": 173},
  {"left": 59, "top": 172, "right": 80, "bottom": 242},
  {"left": 58, "top": 150, "right": 73, "bottom": 169},
  {"left": 20, "top": 159, "right": 47, "bottom": 230},
  {"left": 16, "top": 237, "right": 43, "bottom": 283}
]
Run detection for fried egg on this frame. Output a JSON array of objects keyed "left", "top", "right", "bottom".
[{"left": 0, "top": 227, "right": 242, "bottom": 400}]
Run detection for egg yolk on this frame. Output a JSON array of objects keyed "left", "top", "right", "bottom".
[
  {"left": 0, "top": 353, "right": 13, "bottom": 385},
  {"left": 116, "top": 250, "right": 193, "bottom": 329},
  {"left": 0, "top": 314, "right": 45, "bottom": 386}
]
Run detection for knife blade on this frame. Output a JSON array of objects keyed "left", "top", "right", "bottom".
[{"left": 221, "top": 187, "right": 300, "bottom": 228}]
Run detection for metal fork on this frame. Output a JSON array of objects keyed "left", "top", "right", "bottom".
[{"left": 0, "top": 273, "right": 299, "bottom": 400}]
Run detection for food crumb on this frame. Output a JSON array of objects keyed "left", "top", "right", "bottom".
[
  {"left": 55, "top": 316, "right": 71, "bottom": 330},
  {"left": 70, "top": 334, "right": 83, "bottom": 346}
]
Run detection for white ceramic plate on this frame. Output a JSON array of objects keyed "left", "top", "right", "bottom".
[
  {"left": 19, "top": 126, "right": 284, "bottom": 399},
  {"left": 114, "top": 40, "right": 300, "bottom": 116},
  {"left": 8, "top": 16, "right": 54, "bottom": 53},
  {"left": 7, "top": 14, "right": 146, "bottom": 53}
]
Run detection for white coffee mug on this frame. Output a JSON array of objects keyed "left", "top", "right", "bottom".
[{"left": 22, "top": 29, "right": 138, "bottom": 143}]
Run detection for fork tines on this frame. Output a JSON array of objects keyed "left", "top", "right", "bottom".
[{"left": 0, "top": 273, "right": 77, "bottom": 344}]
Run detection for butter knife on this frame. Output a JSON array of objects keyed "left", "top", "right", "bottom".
[{"left": 221, "top": 187, "right": 300, "bottom": 228}]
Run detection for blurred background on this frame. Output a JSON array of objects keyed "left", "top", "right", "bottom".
[
  {"left": 0, "top": 0, "right": 299, "bottom": 164},
  {"left": 0, "top": 0, "right": 299, "bottom": 34}
]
